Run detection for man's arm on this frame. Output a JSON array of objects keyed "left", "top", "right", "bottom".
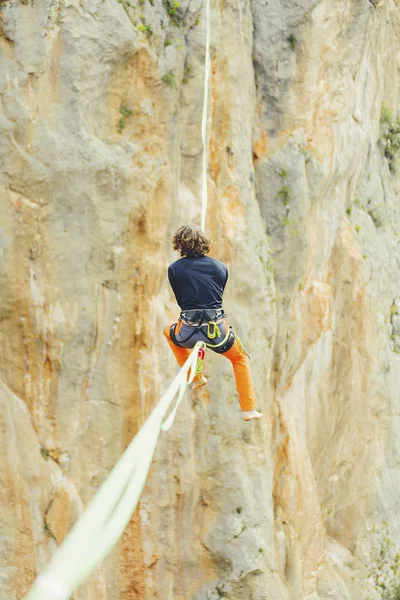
[
  {"left": 168, "top": 264, "right": 175, "bottom": 287},
  {"left": 168, "top": 265, "right": 180, "bottom": 305}
]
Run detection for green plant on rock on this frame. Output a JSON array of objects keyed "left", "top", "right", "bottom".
[
  {"left": 164, "top": 38, "right": 173, "bottom": 47},
  {"left": 266, "top": 258, "right": 276, "bottom": 276},
  {"left": 183, "top": 63, "right": 194, "bottom": 83},
  {"left": 287, "top": 33, "right": 297, "bottom": 51},
  {"left": 380, "top": 104, "right": 400, "bottom": 171},
  {"left": 118, "top": 104, "right": 133, "bottom": 133},
  {"left": 355, "top": 224, "right": 361, "bottom": 233},
  {"left": 381, "top": 104, "right": 393, "bottom": 126},
  {"left": 277, "top": 168, "right": 292, "bottom": 206},
  {"left": 281, "top": 217, "right": 298, "bottom": 236},
  {"left": 277, "top": 185, "right": 292, "bottom": 207},
  {"left": 277, "top": 168, "right": 293, "bottom": 226},
  {"left": 162, "top": 70, "right": 176, "bottom": 86},
  {"left": 163, "top": 0, "right": 185, "bottom": 26},
  {"left": 363, "top": 523, "right": 400, "bottom": 600},
  {"left": 40, "top": 447, "right": 50, "bottom": 460},
  {"left": 137, "top": 23, "right": 153, "bottom": 35}
]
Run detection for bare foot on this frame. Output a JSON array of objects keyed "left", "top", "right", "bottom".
[
  {"left": 192, "top": 376, "right": 208, "bottom": 391},
  {"left": 242, "top": 410, "right": 263, "bottom": 421}
]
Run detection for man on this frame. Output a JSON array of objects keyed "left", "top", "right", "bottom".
[{"left": 163, "top": 225, "right": 263, "bottom": 422}]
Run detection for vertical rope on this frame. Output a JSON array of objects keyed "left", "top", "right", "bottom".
[{"left": 201, "top": 0, "right": 211, "bottom": 232}]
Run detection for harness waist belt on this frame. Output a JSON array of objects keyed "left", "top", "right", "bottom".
[
  {"left": 180, "top": 308, "right": 225, "bottom": 325},
  {"left": 182, "top": 318, "right": 224, "bottom": 327}
]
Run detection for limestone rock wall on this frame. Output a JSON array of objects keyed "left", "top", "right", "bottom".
[{"left": 1, "top": 0, "right": 400, "bottom": 599}]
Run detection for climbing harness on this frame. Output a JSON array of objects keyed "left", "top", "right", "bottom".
[
  {"left": 169, "top": 309, "right": 225, "bottom": 346},
  {"left": 169, "top": 319, "right": 236, "bottom": 354}
]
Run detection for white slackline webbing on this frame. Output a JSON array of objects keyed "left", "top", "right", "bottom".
[
  {"left": 201, "top": 0, "right": 211, "bottom": 232},
  {"left": 24, "top": 342, "right": 206, "bottom": 600}
]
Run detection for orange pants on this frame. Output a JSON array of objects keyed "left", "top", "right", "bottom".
[{"left": 163, "top": 322, "right": 257, "bottom": 411}]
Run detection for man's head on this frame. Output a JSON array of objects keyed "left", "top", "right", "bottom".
[{"left": 172, "top": 225, "right": 211, "bottom": 258}]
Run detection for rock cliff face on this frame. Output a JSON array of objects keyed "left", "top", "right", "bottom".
[{"left": 1, "top": 0, "right": 400, "bottom": 598}]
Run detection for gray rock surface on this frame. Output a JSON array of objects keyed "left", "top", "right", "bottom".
[{"left": 1, "top": 0, "right": 400, "bottom": 598}]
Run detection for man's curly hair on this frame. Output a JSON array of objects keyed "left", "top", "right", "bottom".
[{"left": 172, "top": 226, "right": 211, "bottom": 258}]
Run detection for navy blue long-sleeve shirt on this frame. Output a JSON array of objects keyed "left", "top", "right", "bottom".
[{"left": 168, "top": 256, "right": 228, "bottom": 311}]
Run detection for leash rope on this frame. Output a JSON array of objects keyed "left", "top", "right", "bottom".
[{"left": 201, "top": 0, "right": 211, "bottom": 232}]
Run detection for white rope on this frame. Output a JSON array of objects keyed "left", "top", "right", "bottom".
[
  {"left": 24, "top": 342, "right": 206, "bottom": 600},
  {"left": 200, "top": 0, "right": 211, "bottom": 232}
]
